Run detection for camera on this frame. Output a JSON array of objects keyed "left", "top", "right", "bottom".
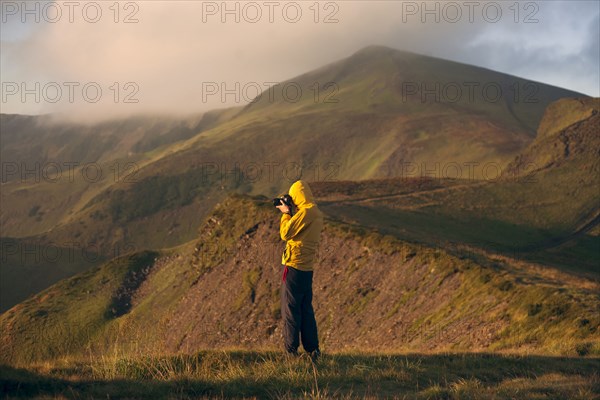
[
  {"left": 273, "top": 194, "right": 293, "bottom": 208},
  {"left": 273, "top": 194, "right": 294, "bottom": 216}
]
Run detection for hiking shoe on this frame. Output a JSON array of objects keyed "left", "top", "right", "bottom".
[{"left": 309, "top": 349, "right": 321, "bottom": 364}]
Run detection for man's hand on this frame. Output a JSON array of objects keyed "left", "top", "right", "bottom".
[{"left": 276, "top": 204, "right": 290, "bottom": 214}]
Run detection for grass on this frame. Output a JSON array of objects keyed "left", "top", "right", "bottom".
[
  {"left": 0, "top": 251, "right": 160, "bottom": 365},
  {"left": 1, "top": 350, "right": 598, "bottom": 399},
  {"left": 0, "top": 237, "right": 107, "bottom": 313},
  {"left": 235, "top": 267, "right": 262, "bottom": 310},
  {"left": 320, "top": 155, "right": 599, "bottom": 279}
]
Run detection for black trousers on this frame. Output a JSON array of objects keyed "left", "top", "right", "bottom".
[{"left": 281, "top": 265, "right": 319, "bottom": 354}]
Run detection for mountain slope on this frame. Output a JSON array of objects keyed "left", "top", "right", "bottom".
[
  {"left": 1, "top": 195, "right": 598, "bottom": 366},
  {"left": 504, "top": 97, "right": 599, "bottom": 175},
  {"left": 0, "top": 107, "right": 241, "bottom": 237},
  {"left": 147, "top": 45, "right": 584, "bottom": 188},
  {"left": 318, "top": 97, "right": 599, "bottom": 276}
]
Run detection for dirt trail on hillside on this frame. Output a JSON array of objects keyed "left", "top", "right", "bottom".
[{"left": 319, "top": 181, "right": 488, "bottom": 206}]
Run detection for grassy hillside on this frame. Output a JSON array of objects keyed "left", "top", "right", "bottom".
[
  {"left": 0, "top": 109, "right": 241, "bottom": 177},
  {"left": 146, "top": 46, "right": 584, "bottom": 189},
  {"left": 0, "top": 237, "right": 107, "bottom": 313},
  {"left": 0, "top": 107, "right": 241, "bottom": 238},
  {"left": 316, "top": 98, "right": 600, "bottom": 277},
  {"left": 1, "top": 194, "right": 598, "bottom": 368}
]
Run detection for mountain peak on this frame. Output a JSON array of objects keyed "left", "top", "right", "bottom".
[{"left": 351, "top": 44, "right": 398, "bottom": 56}]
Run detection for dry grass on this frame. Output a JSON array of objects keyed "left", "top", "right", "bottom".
[{"left": 2, "top": 349, "right": 598, "bottom": 399}]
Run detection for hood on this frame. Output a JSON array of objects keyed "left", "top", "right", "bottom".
[{"left": 288, "top": 180, "right": 316, "bottom": 208}]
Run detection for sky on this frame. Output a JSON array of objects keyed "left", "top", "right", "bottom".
[{"left": 1, "top": 0, "right": 598, "bottom": 121}]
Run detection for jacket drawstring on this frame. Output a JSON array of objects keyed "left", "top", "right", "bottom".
[{"left": 282, "top": 265, "right": 289, "bottom": 283}]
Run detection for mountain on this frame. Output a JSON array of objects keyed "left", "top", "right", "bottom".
[
  {"left": 318, "top": 97, "right": 600, "bottom": 276},
  {"left": 0, "top": 45, "right": 589, "bottom": 313}
]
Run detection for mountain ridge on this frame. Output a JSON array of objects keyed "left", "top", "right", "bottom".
[{"left": 2, "top": 194, "right": 598, "bottom": 366}]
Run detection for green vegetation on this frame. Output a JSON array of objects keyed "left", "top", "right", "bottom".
[
  {"left": 235, "top": 267, "right": 262, "bottom": 310},
  {"left": 318, "top": 97, "right": 599, "bottom": 277},
  {"left": 0, "top": 251, "right": 158, "bottom": 365},
  {"left": 97, "top": 166, "right": 255, "bottom": 223},
  {"left": 346, "top": 287, "right": 378, "bottom": 315},
  {"left": 0, "top": 237, "right": 106, "bottom": 313}
]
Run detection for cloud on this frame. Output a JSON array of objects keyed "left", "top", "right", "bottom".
[
  {"left": 1, "top": 0, "right": 597, "bottom": 121},
  {"left": 462, "top": 1, "right": 599, "bottom": 95}
]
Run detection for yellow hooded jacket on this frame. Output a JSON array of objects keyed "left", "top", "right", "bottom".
[{"left": 279, "top": 180, "right": 324, "bottom": 271}]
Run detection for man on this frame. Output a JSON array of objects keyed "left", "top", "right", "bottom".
[{"left": 275, "top": 180, "right": 323, "bottom": 363}]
